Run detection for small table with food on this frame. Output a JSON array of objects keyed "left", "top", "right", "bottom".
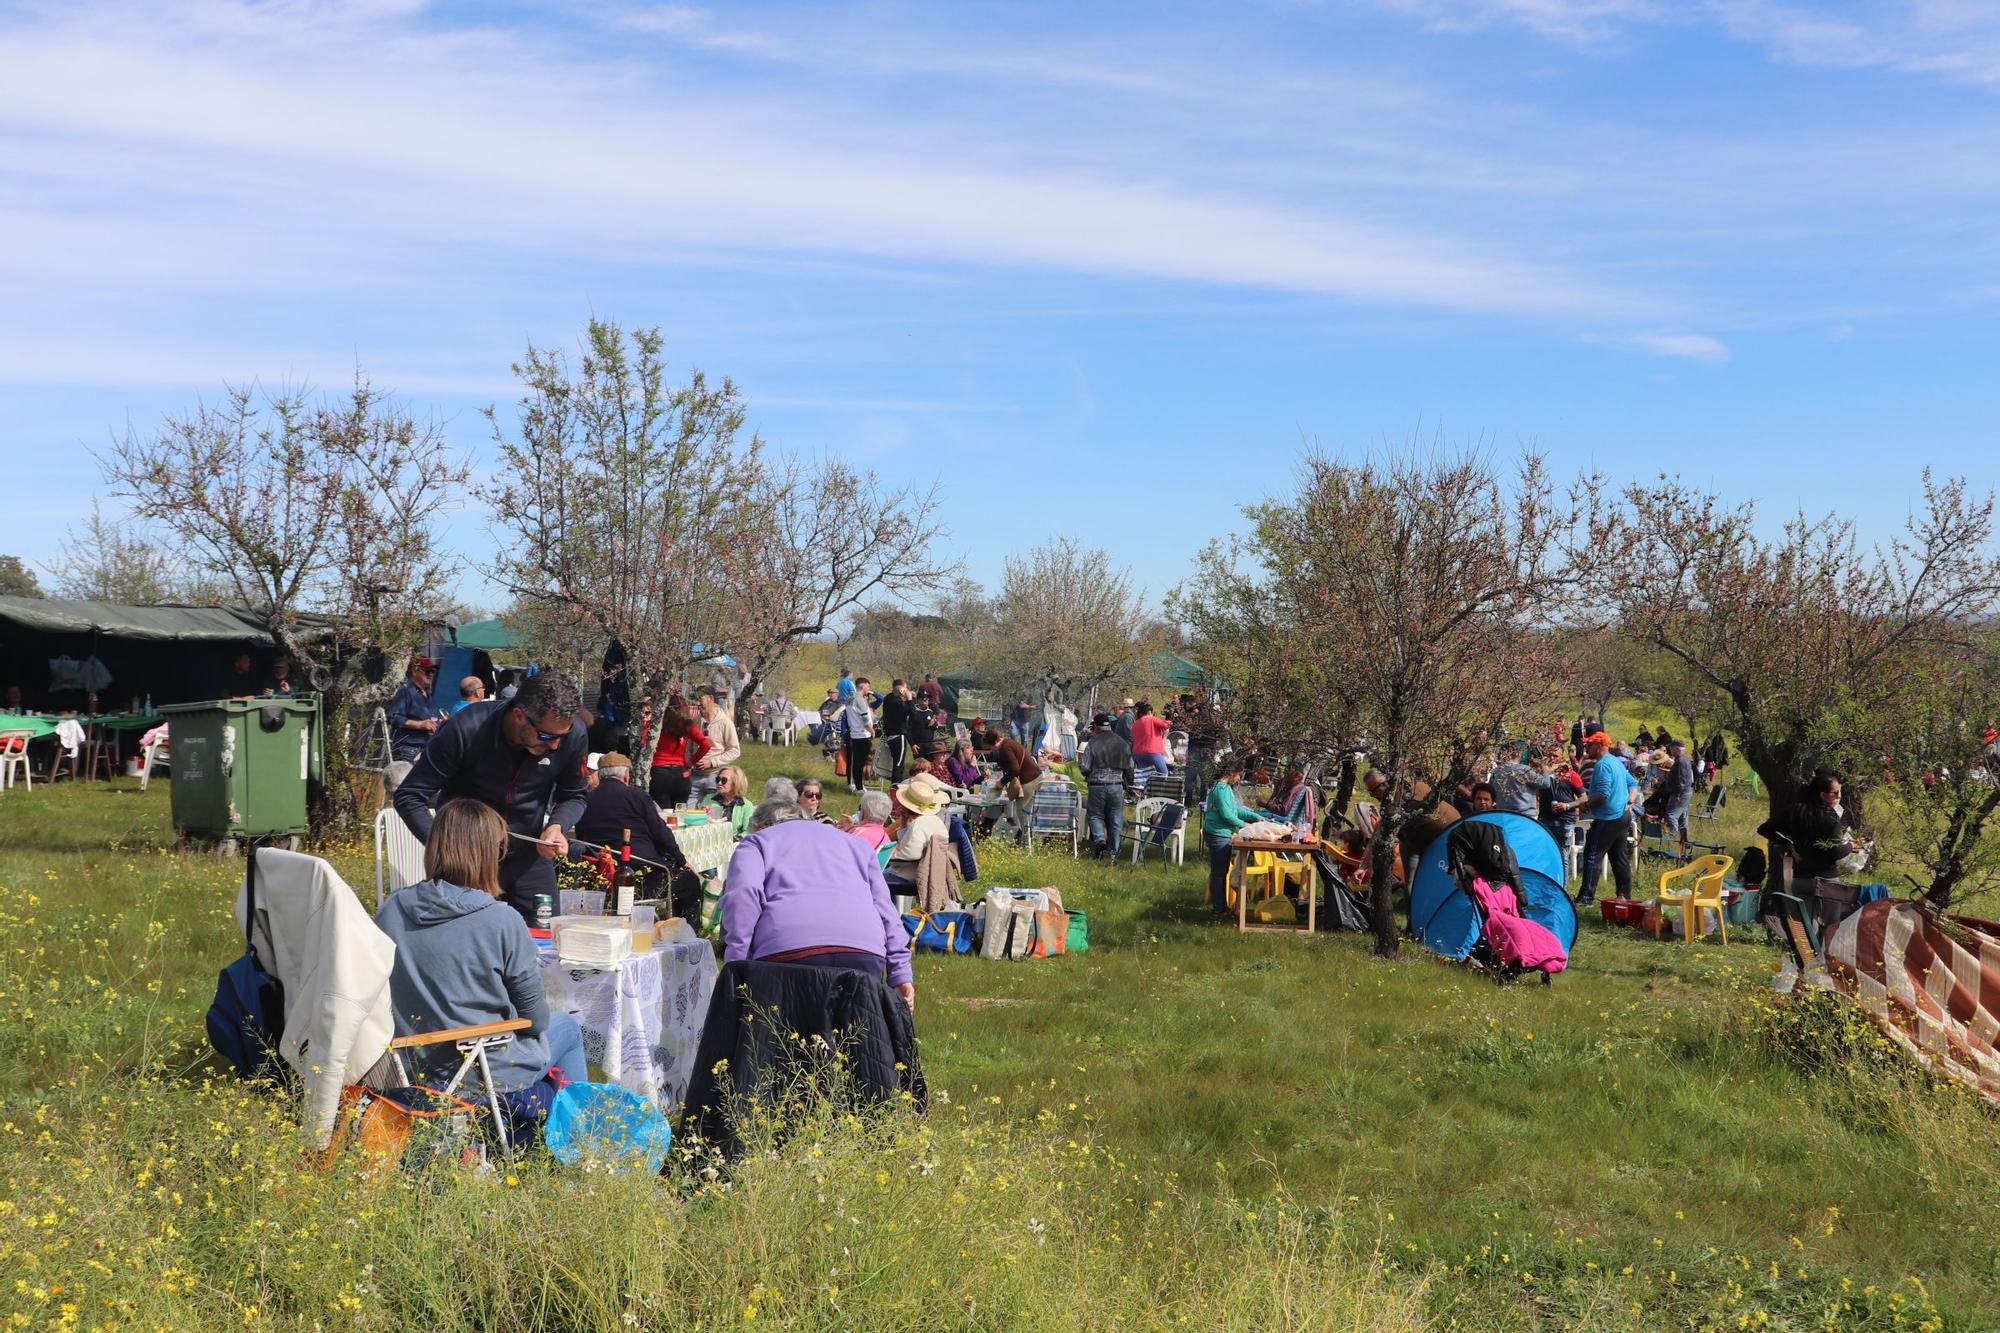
[
  {"left": 538, "top": 932, "right": 718, "bottom": 1112},
  {"left": 1228, "top": 834, "right": 1319, "bottom": 934}
]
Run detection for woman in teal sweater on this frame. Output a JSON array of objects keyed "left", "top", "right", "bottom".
[{"left": 1202, "top": 757, "right": 1255, "bottom": 918}]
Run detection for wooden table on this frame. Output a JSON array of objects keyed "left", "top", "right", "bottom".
[{"left": 1229, "top": 835, "right": 1318, "bottom": 933}]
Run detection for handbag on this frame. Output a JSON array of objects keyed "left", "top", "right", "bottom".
[
  {"left": 834, "top": 747, "right": 849, "bottom": 777},
  {"left": 1064, "top": 910, "right": 1089, "bottom": 954},
  {"left": 318, "top": 1083, "right": 484, "bottom": 1173},
  {"left": 1029, "top": 908, "right": 1068, "bottom": 958},
  {"left": 904, "top": 910, "right": 974, "bottom": 954}
]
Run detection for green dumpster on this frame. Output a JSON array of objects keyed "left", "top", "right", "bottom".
[{"left": 161, "top": 697, "right": 320, "bottom": 843}]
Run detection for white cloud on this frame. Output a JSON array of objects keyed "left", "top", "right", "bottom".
[
  {"left": 1375, "top": 0, "right": 2000, "bottom": 91},
  {"left": 1626, "top": 332, "right": 1731, "bottom": 362},
  {"left": 0, "top": 2, "right": 1645, "bottom": 325}
]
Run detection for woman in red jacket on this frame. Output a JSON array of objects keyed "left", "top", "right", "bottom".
[{"left": 649, "top": 695, "right": 712, "bottom": 808}]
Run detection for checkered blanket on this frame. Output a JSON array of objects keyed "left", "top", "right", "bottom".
[{"left": 1824, "top": 900, "right": 2000, "bottom": 1102}]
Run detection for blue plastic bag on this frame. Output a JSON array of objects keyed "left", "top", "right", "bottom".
[{"left": 543, "top": 1082, "right": 671, "bottom": 1172}]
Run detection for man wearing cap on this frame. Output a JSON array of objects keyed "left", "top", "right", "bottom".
[
  {"left": 1113, "top": 699, "right": 1136, "bottom": 744},
  {"left": 386, "top": 656, "right": 446, "bottom": 763},
  {"left": 1080, "top": 712, "right": 1136, "bottom": 858},
  {"left": 1578, "top": 730, "right": 1636, "bottom": 906},
  {"left": 575, "top": 750, "right": 686, "bottom": 894},
  {"left": 394, "top": 671, "right": 591, "bottom": 925}
]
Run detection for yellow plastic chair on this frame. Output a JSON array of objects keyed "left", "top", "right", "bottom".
[
  {"left": 1234, "top": 850, "right": 1307, "bottom": 907},
  {"left": 1656, "top": 853, "right": 1733, "bottom": 944}
]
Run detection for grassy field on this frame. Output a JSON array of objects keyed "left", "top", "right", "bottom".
[{"left": 3, "top": 731, "right": 1997, "bottom": 1329}]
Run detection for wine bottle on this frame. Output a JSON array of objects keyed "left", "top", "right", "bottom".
[{"left": 610, "top": 828, "right": 636, "bottom": 917}]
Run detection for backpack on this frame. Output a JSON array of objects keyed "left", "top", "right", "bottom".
[
  {"left": 206, "top": 848, "right": 287, "bottom": 1080},
  {"left": 1737, "top": 845, "right": 1767, "bottom": 887}
]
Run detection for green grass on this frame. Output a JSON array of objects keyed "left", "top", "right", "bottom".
[{"left": 3, "top": 751, "right": 1998, "bottom": 1329}]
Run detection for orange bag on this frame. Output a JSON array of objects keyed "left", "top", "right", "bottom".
[
  {"left": 833, "top": 748, "right": 849, "bottom": 777},
  {"left": 318, "top": 1083, "right": 482, "bottom": 1172},
  {"left": 1029, "top": 907, "right": 1068, "bottom": 957}
]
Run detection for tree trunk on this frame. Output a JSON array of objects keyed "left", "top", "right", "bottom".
[{"left": 1332, "top": 755, "right": 1357, "bottom": 827}]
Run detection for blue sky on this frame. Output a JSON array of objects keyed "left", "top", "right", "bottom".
[{"left": 3, "top": 0, "right": 1998, "bottom": 611}]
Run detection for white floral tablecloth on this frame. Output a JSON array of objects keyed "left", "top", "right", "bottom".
[
  {"left": 663, "top": 815, "right": 737, "bottom": 875},
  {"left": 537, "top": 939, "right": 718, "bottom": 1111}
]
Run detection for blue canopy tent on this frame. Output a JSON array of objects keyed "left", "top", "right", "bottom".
[{"left": 1409, "top": 812, "right": 1578, "bottom": 960}]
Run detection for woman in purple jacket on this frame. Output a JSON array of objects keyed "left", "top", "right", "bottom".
[{"left": 719, "top": 800, "right": 916, "bottom": 1011}]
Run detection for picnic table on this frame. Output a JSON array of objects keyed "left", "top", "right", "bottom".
[
  {"left": 1228, "top": 834, "right": 1320, "bottom": 934},
  {"left": 537, "top": 937, "right": 718, "bottom": 1112}
]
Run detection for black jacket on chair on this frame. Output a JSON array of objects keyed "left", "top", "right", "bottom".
[{"left": 679, "top": 960, "right": 926, "bottom": 1159}]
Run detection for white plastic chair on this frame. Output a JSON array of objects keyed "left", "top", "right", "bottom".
[
  {"left": 374, "top": 807, "right": 430, "bottom": 909},
  {"left": 1130, "top": 797, "right": 1187, "bottom": 866},
  {"left": 138, "top": 736, "right": 169, "bottom": 792},
  {"left": 0, "top": 731, "right": 31, "bottom": 791}
]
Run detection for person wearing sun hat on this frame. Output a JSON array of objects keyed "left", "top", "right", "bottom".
[{"left": 883, "top": 771, "right": 951, "bottom": 888}]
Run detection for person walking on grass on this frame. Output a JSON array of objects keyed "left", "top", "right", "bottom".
[
  {"left": 1577, "top": 730, "right": 1636, "bottom": 906},
  {"left": 1202, "top": 757, "right": 1256, "bottom": 920}
]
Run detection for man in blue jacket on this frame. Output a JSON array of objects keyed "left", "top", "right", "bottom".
[
  {"left": 394, "top": 672, "right": 591, "bottom": 924},
  {"left": 1578, "top": 730, "right": 1635, "bottom": 906},
  {"left": 385, "top": 656, "right": 445, "bottom": 763}
]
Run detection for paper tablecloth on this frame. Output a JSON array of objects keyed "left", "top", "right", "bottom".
[{"left": 538, "top": 938, "right": 718, "bottom": 1111}]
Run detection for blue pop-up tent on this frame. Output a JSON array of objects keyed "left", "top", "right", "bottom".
[{"left": 1409, "top": 812, "right": 1578, "bottom": 960}]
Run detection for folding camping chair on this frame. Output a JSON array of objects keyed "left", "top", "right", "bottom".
[
  {"left": 1693, "top": 782, "right": 1728, "bottom": 821},
  {"left": 1027, "top": 781, "right": 1082, "bottom": 856},
  {"left": 383, "top": 1017, "right": 535, "bottom": 1158},
  {"left": 1129, "top": 797, "right": 1186, "bottom": 866}
]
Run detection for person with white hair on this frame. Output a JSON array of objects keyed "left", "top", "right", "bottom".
[
  {"left": 574, "top": 751, "right": 685, "bottom": 884},
  {"left": 762, "top": 775, "right": 799, "bottom": 806},
  {"left": 721, "top": 800, "right": 914, "bottom": 1009},
  {"left": 847, "top": 789, "right": 895, "bottom": 853}
]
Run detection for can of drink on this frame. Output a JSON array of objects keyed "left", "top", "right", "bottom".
[{"left": 533, "top": 894, "right": 554, "bottom": 930}]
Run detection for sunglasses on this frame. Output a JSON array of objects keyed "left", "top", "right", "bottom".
[{"left": 801, "top": 790, "right": 822, "bottom": 799}]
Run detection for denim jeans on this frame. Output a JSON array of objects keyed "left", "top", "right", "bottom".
[
  {"left": 1206, "top": 831, "right": 1234, "bottom": 912},
  {"left": 1086, "top": 783, "right": 1126, "bottom": 857},
  {"left": 1184, "top": 747, "right": 1213, "bottom": 809},
  {"left": 1136, "top": 751, "right": 1171, "bottom": 778},
  {"left": 1662, "top": 798, "right": 1690, "bottom": 841},
  {"left": 542, "top": 1011, "right": 587, "bottom": 1086}
]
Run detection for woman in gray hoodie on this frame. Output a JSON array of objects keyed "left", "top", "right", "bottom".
[{"left": 375, "top": 799, "right": 585, "bottom": 1089}]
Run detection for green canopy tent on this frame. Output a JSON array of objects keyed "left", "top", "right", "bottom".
[
  {"left": 451, "top": 619, "right": 523, "bottom": 654},
  {"left": 1144, "top": 652, "right": 1206, "bottom": 690}
]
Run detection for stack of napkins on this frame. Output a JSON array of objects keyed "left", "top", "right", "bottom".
[{"left": 557, "top": 919, "right": 633, "bottom": 968}]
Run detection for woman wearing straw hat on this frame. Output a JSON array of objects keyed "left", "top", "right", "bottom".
[{"left": 883, "top": 771, "right": 951, "bottom": 891}]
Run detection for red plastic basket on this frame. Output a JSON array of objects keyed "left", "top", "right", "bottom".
[{"left": 1599, "top": 897, "right": 1645, "bottom": 926}]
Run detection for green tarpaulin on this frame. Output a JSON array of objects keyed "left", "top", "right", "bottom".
[
  {"left": 0, "top": 597, "right": 276, "bottom": 643},
  {"left": 452, "top": 619, "right": 522, "bottom": 652}
]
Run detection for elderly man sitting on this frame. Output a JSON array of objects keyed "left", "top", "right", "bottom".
[{"left": 574, "top": 751, "right": 687, "bottom": 894}]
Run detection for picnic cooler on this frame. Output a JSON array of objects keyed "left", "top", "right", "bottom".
[{"left": 161, "top": 697, "right": 321, "bottom": 840}]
